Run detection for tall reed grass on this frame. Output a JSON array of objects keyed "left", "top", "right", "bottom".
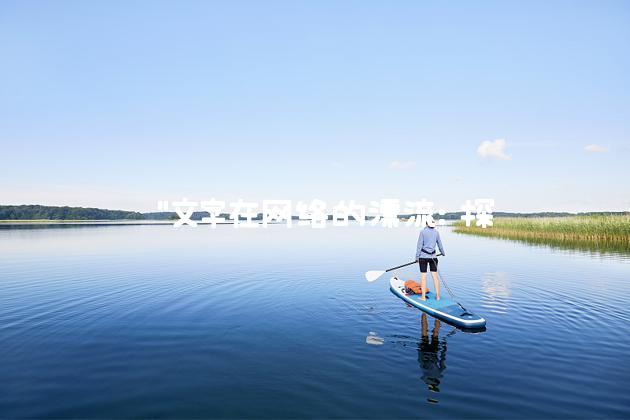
[{"left": 453, "top": 215, "right": 630, "bottom": 250}]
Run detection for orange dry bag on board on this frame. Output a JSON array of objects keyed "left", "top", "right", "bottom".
[{"left": 404, "top": 280, "right": 424, "bottom": 295}]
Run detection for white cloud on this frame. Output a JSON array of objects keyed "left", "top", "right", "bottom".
[
  {"left": 584, "top": 144, "right": 608, "bottom": 153},
  {"left": 389, "top": 160, "right": 416, "bottom": 170},
  {"left": 477, "top": 138, "right": 511, "bottom": 160}
]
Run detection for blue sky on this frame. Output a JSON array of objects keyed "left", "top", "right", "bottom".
[{"left": 1, "top": 0, "right": 629, "bottom": 212}]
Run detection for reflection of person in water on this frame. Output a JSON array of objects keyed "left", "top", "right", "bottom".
[{"left": 418, "top": 313, "right": 447, "bottom": 393}]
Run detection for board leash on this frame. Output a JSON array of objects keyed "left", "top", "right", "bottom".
[{"left": 432, "top": 256, "right": 457, "bottom": 300}]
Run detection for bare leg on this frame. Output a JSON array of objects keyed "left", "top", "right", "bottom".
[
  {"left": 430, "top": 271, "right": 440, "bottom": 300},
  {"left": 433, "top": 319, "right": 441, "bottom": 336},
  {"left": 420, "top": 272, "right": 427, "bottom": 301}
]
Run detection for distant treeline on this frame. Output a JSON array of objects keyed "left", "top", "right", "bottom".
[
  {"left": 0, "top": 205, "right": 145, "bottom": 220},
  {"left": 1, "top": 205, "right": 627, "bottom": 221}
]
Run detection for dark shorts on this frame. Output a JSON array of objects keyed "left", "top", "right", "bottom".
[{"left": 418, "top": 257, "right": 438, "bottom": 273}]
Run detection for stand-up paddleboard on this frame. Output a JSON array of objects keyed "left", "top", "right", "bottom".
[{"left": 390, "top": 277, "right": 486, "bottom": 329}]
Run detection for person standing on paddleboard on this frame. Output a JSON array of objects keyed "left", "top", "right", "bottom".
[{"left": 416, "top": 215, "right": 445, "bottom": 301}]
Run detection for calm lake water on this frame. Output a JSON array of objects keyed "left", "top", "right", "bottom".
[{"left": 1, "top": 224, "right": 629, "bottom": 418}]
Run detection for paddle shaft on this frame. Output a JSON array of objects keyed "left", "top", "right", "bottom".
[
  {"left": 385, "top": 253, "right": 443, "bottom": 273},
  {"left": 385, "top": 260, "right": 418, "bottom": 272}
]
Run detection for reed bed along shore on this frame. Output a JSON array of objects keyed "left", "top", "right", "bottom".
[{"left": 453, "top": 215, "right": 630, "bottom": 251}]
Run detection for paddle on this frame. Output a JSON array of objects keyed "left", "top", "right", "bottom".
[
  {"left": 365, "top": 260, "right": 417, "bottom": 282},
  {"left": 364, "top": 253, "right": 443, "bottom": 282}
]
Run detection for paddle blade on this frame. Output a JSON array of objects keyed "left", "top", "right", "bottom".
[{"left": 365, "top": 270, "right": 385, "bottom": 282}]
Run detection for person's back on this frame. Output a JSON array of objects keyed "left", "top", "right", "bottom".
[{"left": 416, "top": 227, "right": 444, "bottom": 258}]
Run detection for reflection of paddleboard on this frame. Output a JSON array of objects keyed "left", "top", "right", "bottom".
[{"left": 390, "top": 277, "right": 486, "bottom": 329}]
